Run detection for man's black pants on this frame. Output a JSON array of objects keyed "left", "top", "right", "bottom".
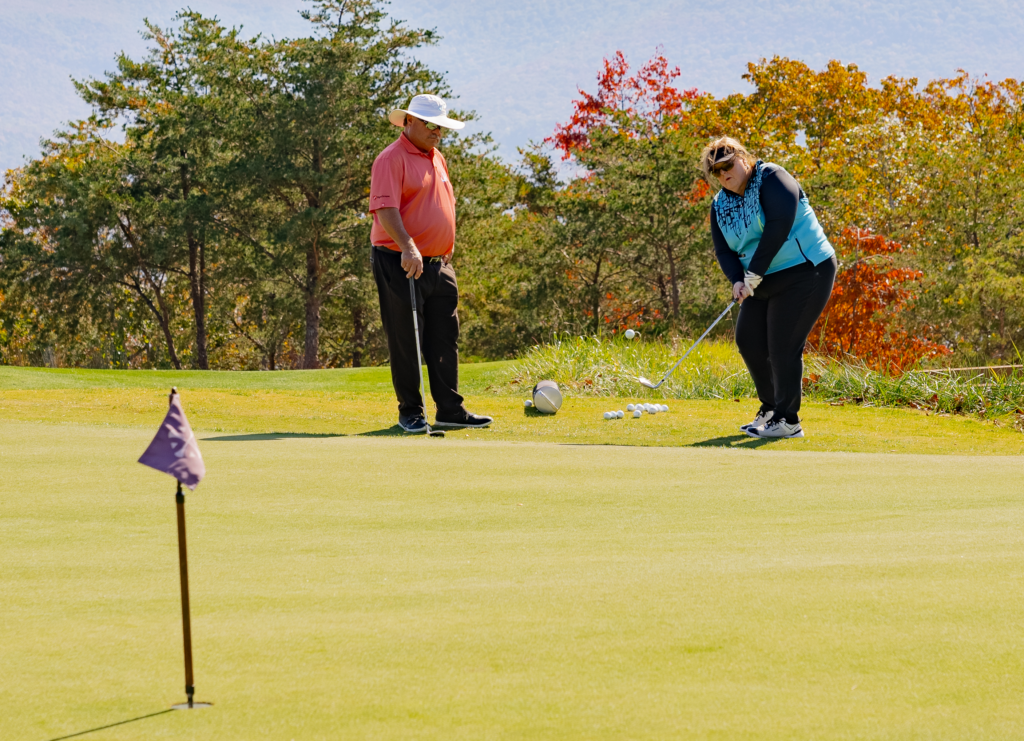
[
  {"left": 371, "top": 246, "right": 464, "bottom": 419},
  {"left": 735, "top": 256, "right": 837, "bottom": 424}
]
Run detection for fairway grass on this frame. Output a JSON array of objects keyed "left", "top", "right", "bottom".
[
  {"left": 0, "top": 363, "right": 1022, "bottom": 455},
  {"left": 3, "top": 421, "right": 1024, "bottom": 740}
]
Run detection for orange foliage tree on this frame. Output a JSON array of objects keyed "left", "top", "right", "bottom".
[{"left": 808, "top": 229, "right": 950, "bottom": 371}]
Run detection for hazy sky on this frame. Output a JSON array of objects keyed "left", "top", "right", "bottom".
[{"left": 2, "top": 0, "right": 1023, "bottom": 171}]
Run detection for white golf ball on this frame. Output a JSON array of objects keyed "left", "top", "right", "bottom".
[
  {"left": 649, "top": 406, "right": 658, "bottom": 414},
  {"left": 524, "top": 399, "right": 534, "bottom": 407},
  {"left": 616, "top": 410, "right": 624, "bottom": 418},
  {"left": 624, "top": 329, "right": 635, "bottom": 339},
  {"left": 633, "top": 410, "right": 642, "bottom": 418},
  {"left": 659, "top": 404, "right": 669, "bottom": 412},
  {"left": 627, "top": 404, "right": 635, "bottom": 412},
  {"left": 603, "top": 411, "right": 613, "bottom": 420},
  {"left": 644, "top": 404, "right": 654, "bottom": 412}
]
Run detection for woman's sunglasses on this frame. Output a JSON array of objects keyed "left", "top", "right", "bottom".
[{"left": 711, "top": 159, "right": 735, "bottom": 175}]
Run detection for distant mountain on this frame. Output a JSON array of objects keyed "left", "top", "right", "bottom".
[{"left": 2, "top": 0, "right": 1022, "bottom": 170}]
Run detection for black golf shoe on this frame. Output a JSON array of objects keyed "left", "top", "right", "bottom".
[
  {"left": 398, "top": 414, "right": 428, "bottom": 434},
  {"left": 433, "top": 409, "right": 493, "bottom": 429}
]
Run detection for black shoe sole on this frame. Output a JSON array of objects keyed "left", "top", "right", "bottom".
[
  {"left": 746, "top": 427, "right": 804, "bottom": 439},
  {"left": 398, "top": 422, "right": 428, "bottom": 434},
  {"left": 433, "top": 419, "right": 492, "bottom": 429}
]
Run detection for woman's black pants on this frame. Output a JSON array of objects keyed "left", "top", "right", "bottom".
[{"left": 735, "top": 256, "right": 837, "bottom": 424}]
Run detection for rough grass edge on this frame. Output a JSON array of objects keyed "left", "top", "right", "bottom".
[{"left": 499, "top": 335, "right": 1024, "bottom": 432}]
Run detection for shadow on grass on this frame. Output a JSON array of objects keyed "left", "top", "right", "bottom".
[
  {"left": 688, "top": 434, "right": 778, "bottom": 449},
  {"left": 202, "top": 432, "right": 346, "bottom": 442},
  {"left": 357, "top": 426, "right": 408, "bottom": 437},
  {"left": 45, "top": 709, "right": 172, "bottom": 740}
]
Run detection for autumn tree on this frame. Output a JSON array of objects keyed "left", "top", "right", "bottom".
[
  {"left": 808, "top": 229, "right": 949, "bottom": 370},
  {"left": 912, "top": 73, "right": 1024, "bottom": 360},
  {"left": 547, "top": 52, "right": 722, "bottom": 335}
]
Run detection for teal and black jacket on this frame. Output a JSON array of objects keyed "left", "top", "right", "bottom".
[{"left": 710, "top": 161, "right": 834, "bottom": 283}]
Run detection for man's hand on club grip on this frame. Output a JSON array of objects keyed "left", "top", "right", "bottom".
[{"left": 402, "top": 246, "right": 424, "bottom": 279}]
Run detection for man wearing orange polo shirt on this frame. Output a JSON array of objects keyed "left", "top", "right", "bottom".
[{"left": 369, "top": 94, "right": 493, "bottom": 434}]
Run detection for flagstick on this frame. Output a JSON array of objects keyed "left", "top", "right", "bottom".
[{"left": 175, "top": 478, "right": 195, "bottom": 708}]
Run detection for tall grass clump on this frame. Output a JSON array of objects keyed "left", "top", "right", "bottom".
[
  {"left": 501, "top": 334, "right": 756, "bottom": 400},
  {"left": 805, "top": 356, "right": 1024, "bottom": 419},
  {"left": 502, "top": 336, "right": 1024, "bottom": 429}
]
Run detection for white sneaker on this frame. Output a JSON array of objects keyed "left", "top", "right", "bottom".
[
  {"left": 740, "top": 409, "right": 773, "bottom": 433},
  {"left": 747, "top": 417, "right": 804, "bottom": 439}
]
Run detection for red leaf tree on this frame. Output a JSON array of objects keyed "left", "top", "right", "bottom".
[
  {"left": 809, "top": 229, "right": 950, "bottom": 371},
  {"left": 548, "top": 50, "right": 700, "bottom": 157}
]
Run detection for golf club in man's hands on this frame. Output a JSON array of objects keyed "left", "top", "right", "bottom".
[
  {"left": 636, "top": 301, "right": 736, "bottom": 390},
  {"left": 409, "top": 277, "right": 445, "bottom": 437}
]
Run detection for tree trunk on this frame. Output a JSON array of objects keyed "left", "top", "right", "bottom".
[
  {"left": 187, "top": 233, "right": 209, "bottom": 369},
  {"left": 303, "top": 243, "right": 321, "bottom": 369},
  {"left": 666, "top": 244, "right": 680, "bottom": 320},
  {"left": 150, "top": 281, "right": 182, "bottom": 370},
  {"left": 352, "top": 305, "right": 364, "bottom": 368},
  {"left": 180, "top": 158, "right": 209, "bottom": 370},
  {"left": 591, "top": 255, "right": 603, "bottom": 334},
  {"left": 302, "top": 143, "right": 323, "bottom": 369},
  {"left": 265, "top": 293, "right": 278, "bottom": 371}
]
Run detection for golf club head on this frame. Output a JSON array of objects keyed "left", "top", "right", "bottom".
[
  {"left": 637, "top": 377, "right": 658, "bottom": 389},
  {"left": 426, "top": 428, "right": 445, "bottom": 437}
]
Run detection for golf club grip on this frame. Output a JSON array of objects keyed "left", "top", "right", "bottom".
[{"left": 408, "top": 277, "right": 417, "bottom": 311}]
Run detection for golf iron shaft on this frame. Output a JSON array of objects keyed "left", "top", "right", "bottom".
[
  {"left": 408, "top": 277, "right": 444, "bottom": 437},
  {"left": 637, "top": 301, "right": 736, "bottom": 390}
]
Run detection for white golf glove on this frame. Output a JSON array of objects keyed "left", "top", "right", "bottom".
[{"left": 743, "top": 271, "right": 763, "bottom": 296}]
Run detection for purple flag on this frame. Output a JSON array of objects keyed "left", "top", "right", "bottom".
[{"left": 138, "top": 390, "right": 206, "bottom": 490}]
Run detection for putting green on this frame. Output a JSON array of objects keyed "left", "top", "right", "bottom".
[{"left": 3, "top": 420, "right": 1023, "bottom": 740}]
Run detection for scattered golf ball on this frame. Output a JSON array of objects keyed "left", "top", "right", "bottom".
[
  {"left": 524, "top": 399, "right": 534, "bottom": 407},
  {"left": 616, "top": 410, "right": 624, "bottom": 418},
  {"left": 627, "top": 404, "right": 635, "bottom": 412},
  {"left": 649, "top": 405, "right": 658, "bottom": 414},
  {"left": 661, "top": 404, "right": 669, "bottom": 412},
  {"left": 624, "top": 329, "right": 636, "bottom": 339},
  {"left": 633, "top": 410, "right": 642, "bottom": 418},
  {"left": 603, "top": 411, "right": 613, "bottom": 420}
]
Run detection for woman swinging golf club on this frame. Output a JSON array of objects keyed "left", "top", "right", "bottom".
[{"left": 701, "top": 137, "right": 837, "bottom": 438}]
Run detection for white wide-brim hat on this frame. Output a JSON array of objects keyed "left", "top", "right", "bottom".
[{"left": 389, "top": 94, "right": 465, "bottom": 130}]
